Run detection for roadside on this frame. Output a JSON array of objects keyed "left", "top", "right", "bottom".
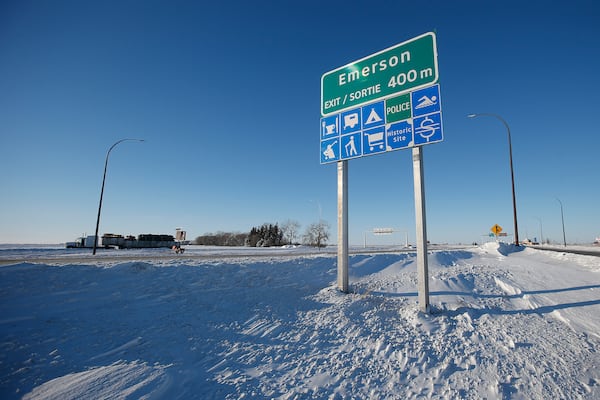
[{"left": 530, "top": 245, "right": 600, "bottom": 257}]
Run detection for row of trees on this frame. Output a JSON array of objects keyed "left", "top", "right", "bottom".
[
  {"left": 245, "top": 224, "right": 284, "bottom": 247},
  {"left": 193, "top": 220, "right": 330, "bottom": 248},
  {"left": 194, "top": 232, "right": 246, "bottom": 246}
]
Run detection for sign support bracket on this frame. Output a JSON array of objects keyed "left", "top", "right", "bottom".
[
  {"left": 337, "top": 160, "right": 349, "bottom": 293},
  {"left": 412, "top": 146, "right": 430, "bottom": 313}
]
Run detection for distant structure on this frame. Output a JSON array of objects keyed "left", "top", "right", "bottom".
[
  {"left": 102, "top": 234, "right": 176, "bottom": 249},
  {"left": 66, "top": 235, "right": 98, "bottom": 249},
  {"left": 175, "top": 228, "right": 188, "bottom": 243},
  {"left": 66, "top": 233, "right": 176, "bottom": 249},
  {"left": 521, "top": 238, "right": 539, "bottom": 246}
]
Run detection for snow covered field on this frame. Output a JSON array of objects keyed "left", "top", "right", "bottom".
[{"left": 1, "top": 243, "right": 599, "bottom": 399}]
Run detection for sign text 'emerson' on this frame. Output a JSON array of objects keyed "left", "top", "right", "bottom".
[{"left": 321, "top": 32, "right": 438, "bottom": 116}]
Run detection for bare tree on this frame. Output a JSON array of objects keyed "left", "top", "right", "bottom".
[
  {"left": 281, "top": 219, "right": 301, "bottom": 245},
  {"left": 303, "top": 221, "right": 330, "bottom": 248}
]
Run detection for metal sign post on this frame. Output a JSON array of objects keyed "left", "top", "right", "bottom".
[
  {"left": 412, "top": 146, "right": 430, "bottom": 313},
  {"left": 337, "top": 160, "right": 349, "bottom": 293}
]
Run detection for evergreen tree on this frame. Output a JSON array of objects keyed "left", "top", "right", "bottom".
[{"left": 245, "top": 223, "right": 284, "bottom": 247}]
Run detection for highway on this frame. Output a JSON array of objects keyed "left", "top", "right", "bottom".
[
  {"left": 530, "top": 245, "right": 600, "bottom": 257},
  {"left": 2, "top": 244, "right": 597, "bottom": 267},
  {"left": 0, "top": 244, "right": 465, "bottom": 266}
]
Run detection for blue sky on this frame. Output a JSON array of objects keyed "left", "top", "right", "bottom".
[{"left": 1, "top": 0, "right": 598, "bottom": 245}]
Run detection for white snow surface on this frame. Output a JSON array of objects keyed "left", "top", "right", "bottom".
[{"left": 1, "top": 243, "right": 599, "bottom": 399}]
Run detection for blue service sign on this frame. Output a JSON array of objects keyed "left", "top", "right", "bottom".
[
  {"left": 321, "top": 115, "right": 340, "bottom": 139},
  {"left": 321, "top": 137, "right": 339, "bottom": 163},
  {"left": 411, "top": 85, "right": 440, "bottom": 117},
  {"left": 341, "top": 132, "right": 362, "bottom": 159},
  {"left": 363, "top": 127, "right": 386, "bottom": 155},
  {"left": 386, "top": 120, "right": 413, "bottom": 150},
  {"left": 341, "top": 109, "right": 361, "bottom": 135},
  {"left": 361, "top": 101, "right": 385, "bottom": 129},
  {"left": 320, "top": 84, "right": 443, "bottom": 164},
  {"left": 413, "top": 112, "right": 442, "bottom": 145}
]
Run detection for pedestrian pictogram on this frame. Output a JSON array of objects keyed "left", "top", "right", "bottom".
[{"left": 341, "top": 132, "right": 362, "bottom": 158}]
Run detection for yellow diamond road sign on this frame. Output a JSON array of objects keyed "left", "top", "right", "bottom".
[{"left": 491, "top": 224, "right": 503, "bottom": 235}]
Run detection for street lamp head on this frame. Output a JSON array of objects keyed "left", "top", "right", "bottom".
[{"left": 466, "top": 114, "right": 477, "bottom": 118}]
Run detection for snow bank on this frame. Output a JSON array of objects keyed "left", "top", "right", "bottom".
[
  {"left": 23, "top": 361, "right": 170, "bottom": 400},
  {"left": 477, "top": 241, "right": 525, "bottom": 257},
  {"left": 1, "top": 247, "right": 598, "bottom": 399}
]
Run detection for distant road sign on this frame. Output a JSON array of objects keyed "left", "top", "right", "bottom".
[
  {"left": 491, "top": 224, "right": 503, "bottom": 235},
  {"left": 321, "top": 32, "right": 438, "bottom": 116}
]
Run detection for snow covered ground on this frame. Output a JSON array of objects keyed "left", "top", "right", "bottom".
[{"left": 0, "top": 243, "right": 599, "bottom": 399}]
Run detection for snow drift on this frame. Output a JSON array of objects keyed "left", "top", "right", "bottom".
[{"left": 1, "top": 243, "right": 598, "bottom": 399}]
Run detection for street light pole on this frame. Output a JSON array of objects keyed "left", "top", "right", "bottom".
[
  {"left": 534, "top": 217, "right": 543, "bottom": 245},
  {"left": 308, "top": 200, "right": 322, "bottom": 223},
  {"left": 556, "top": 197, "right": 567, "bottom": 247},
  {"left": 92, "top": 138, "right": 144, "bottom": 255},
  {"left": 467, "top": 113, "right": 519, "bottom": 246}
]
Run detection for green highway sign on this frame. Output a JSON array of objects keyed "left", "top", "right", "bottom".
[{"left": 321, "top": 32, "right": 438, "bottom": 116}]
